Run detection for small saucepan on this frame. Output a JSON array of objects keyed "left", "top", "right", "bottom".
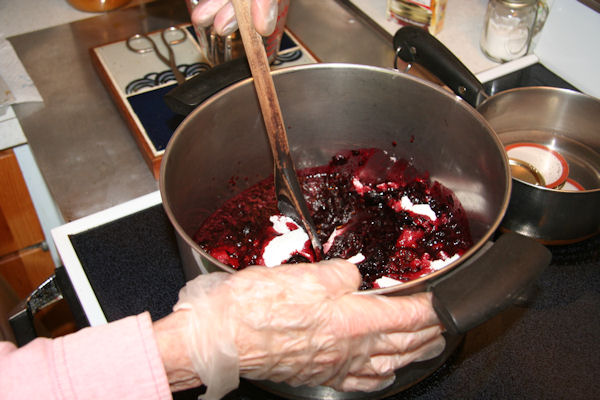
[{"left": 393, "top": 26, "right": 600, "bottom": 244}]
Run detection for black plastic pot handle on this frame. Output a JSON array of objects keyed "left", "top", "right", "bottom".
[
  {"left": 164, "top": 57, "right": 252, "bottom": 116},
  {"left": 393, "top": 26, "right": 487, "bottom": 107},
  {"left": 431, "top": 232, "right": 551, "bottom": 335}
]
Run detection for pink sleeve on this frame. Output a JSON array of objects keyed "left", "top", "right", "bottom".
[{"left": 0, "top": 312, "right": 172, "bottom": 400}]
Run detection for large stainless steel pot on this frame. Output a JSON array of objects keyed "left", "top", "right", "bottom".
[
  {"left": 394, "top": 26, "right": 600, "bottom": 244},
  {"left": 160, "top": 63, "right": 550, "bottom": 399}
]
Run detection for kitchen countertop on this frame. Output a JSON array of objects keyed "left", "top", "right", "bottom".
[{"left": 7, "top": 0, "right": 398, "bottom": 221}]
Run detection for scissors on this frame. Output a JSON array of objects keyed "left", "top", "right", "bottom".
[{"left": 127, "top": 26, "right": 187, "bottom": 85}]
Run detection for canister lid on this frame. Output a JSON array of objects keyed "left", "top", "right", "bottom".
[{"left": 499, "top": 0, "right": 537, "bottom": 8}]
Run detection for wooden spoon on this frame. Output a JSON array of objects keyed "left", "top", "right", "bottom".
[{"left": 231, "top": 0, "right": 323, "bottom": 259}]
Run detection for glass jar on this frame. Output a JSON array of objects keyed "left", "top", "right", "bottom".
[
  {"left": 480, "top": 0, "right": 543, "bottom": 63},
  {"left": 387, "top": 0, "right": 448, "bottom": 35}
]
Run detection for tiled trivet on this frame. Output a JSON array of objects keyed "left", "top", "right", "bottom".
[{"left": 91, "top": 25, "right": 318, "bottom": 179}]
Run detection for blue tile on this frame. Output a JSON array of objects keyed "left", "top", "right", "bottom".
[{"left": 127, "top": 85, "right": 184, "bottom": 152}]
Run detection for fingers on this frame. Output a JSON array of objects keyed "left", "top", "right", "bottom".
[
  {"left": 252, "top": 0, "right": 278, "bottom": 35},
  {"left": 358, "top": 333, "right": 446, "bottom": 376},
  {"left": 315, "top": 292, "right": 444, "bottom": 391},
  {"left": 213, "top": 3, "right": 237, "bottom": 36},
  {"left": 414, "top": 333, "right": 446, "bottom": 362},
  {"left": 324, "top": 334, "right": 445, "bottom": 392},
  {"left": 191, "top": 0, "right": 279, "bottom": 36},
  {"left": 281, "top": 332, "right": 446, "bottom": 391},
  {"left": 190, "top": 0, "right": 230, "bottom": 27},
  {"left": 190, "top": 0, "right": 237, "bottom": 36},
  {"left": 338, "top": 326, "right": 445, "bottom": 378},
  {"left": 368, "top": 324, "right": 444, "bottom": 356},
  {"left": 337, "top": 292, "right": 440, "bottom": 340},
  {"left": 378, "top": 291, "right": 441, "bottom": 330}
]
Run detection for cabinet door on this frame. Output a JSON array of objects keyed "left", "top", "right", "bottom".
[
  {"left": 0, "top": 246, "right": 55, "bottom": 299},
  {"left": 0, "top": 149, "right": 45, "bottom": 256}
]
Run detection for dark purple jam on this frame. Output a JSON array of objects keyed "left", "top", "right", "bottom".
[{"left": 194, "top": 148, "right": 472, "bottom": 290}]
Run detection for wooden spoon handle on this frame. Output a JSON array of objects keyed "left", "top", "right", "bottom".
[
  {"left": 231, "top": 0, "right": 289, "bottom": 160},
  {"left": 231, "top": 0, "right": 323, "bottom": 258}
]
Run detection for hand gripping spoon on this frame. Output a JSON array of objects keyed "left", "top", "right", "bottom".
[{"left": 231, "top": 0, "right": 323, "bottom": 259}]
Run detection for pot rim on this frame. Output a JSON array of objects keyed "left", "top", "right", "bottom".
[{"left": 159, "top": 62, "right": 512, "bottom": 295}]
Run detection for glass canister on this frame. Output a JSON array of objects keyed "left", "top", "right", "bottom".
[
  {"left": 480, "top": 0, "right": 544, "bottom": 63},
  {"left": 186, "top": 0, "right": 289, "bottom": 66}
]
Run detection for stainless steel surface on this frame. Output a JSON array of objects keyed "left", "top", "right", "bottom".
[
  {"left": 288, "top": 0, "right": 395, "bottom": 66},
  {"left": 478, "top": 87, "right": 600, "bottom": 243},
  {"left": 9, "top": 1, "right": 187, "bottom": 221},
  {"left": 8, "top": 0, "right": 393, "bottom": 221}
]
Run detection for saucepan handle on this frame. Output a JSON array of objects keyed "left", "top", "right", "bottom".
[
  {"left": 431, "top": 232, "right": 551, "bottom": 335},
  {"left": 393, "top": 26, "right": 487, "bottom": 107},
  {"left": 164, "top": 56, "right": 252, "bottom": 115}
]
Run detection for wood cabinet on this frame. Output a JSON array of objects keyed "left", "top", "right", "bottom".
[{"left": 0, "top": 148, "right": 55, "bottom": 299}]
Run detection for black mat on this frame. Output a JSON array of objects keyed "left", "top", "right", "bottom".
[{"left": 69, "top": 204, "right": 186, "bottom": 322}]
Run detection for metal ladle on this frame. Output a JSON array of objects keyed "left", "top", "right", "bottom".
[{"left": 231, "top": 0, "right": 323, "bottom": 259}]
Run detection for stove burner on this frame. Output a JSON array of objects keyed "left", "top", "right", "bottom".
[{"left": 483, "top": 62, "right": 579, "bottom": 95}]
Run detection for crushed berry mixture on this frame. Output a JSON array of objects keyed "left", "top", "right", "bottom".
[{"left": 194, "top": 148, "right": 472, "bottom": 290}]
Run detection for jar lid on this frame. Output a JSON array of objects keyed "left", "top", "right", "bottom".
[
  {"left": 505, "top": 143, "right": 569, "bottom": 189},
  {"left": 500, "top": 0, "right": 537, "bottom": 7}
]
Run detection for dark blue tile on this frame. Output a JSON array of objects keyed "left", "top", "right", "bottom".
[
  {"left": 279, "top": 31, "right": 296, "bottom": 51},
  {"left": 127, "top": 84, "right": 184, "bottom": 152}
]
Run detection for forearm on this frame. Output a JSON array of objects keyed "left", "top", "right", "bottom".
[{"left": 1, "top": 312, "right": 172, "bottom": 400}]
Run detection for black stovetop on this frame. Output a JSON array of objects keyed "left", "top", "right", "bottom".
[
  {"left": 482, "top": 62, "right": 580, "bottom": 95},
  {"left": 66, "top": 203, "right": 600, "bottom": 399},
  {"left": 63, "top": 63, "right": 600, "bottom": 399}
]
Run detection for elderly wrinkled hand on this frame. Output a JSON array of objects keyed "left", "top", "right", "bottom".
[
  {"left": 171, "top": 259, "right": 445, "bottom": 399},
  {"left": 188, "top": 0, "right": 278, "bottom": 36}
]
